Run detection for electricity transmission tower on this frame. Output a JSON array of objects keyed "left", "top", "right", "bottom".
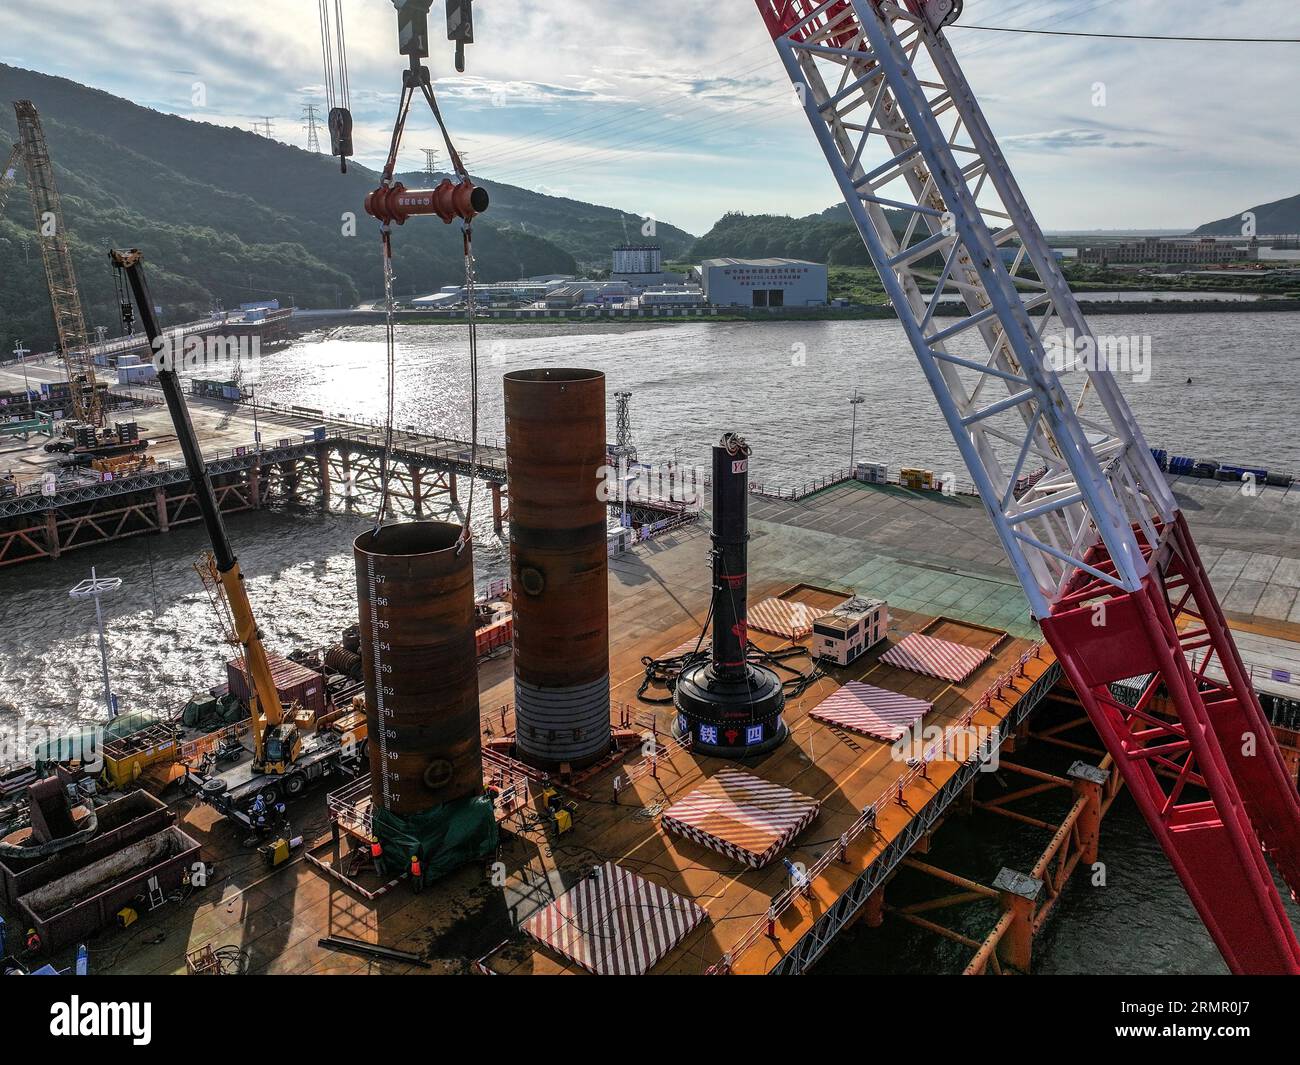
[
  {"left": 302, "top": 104, "right": 323, "bottom": 153},
  {"left": 421, "top": 147, "right": 439, "bottom": 176}
]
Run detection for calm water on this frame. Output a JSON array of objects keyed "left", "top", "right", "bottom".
[
  {"left": 262, "top": 313, "right": 1299, "bottom": 482},
  {"left": 2, "top": 311, "right": 1297, "bottom": 972}
]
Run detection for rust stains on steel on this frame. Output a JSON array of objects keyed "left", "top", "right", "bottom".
[
  {"left": 353, "top": 521, "right": 481, "bottom": 815},
  {"left": 504, "top": 368, "right": 611, "bottom": 768}
]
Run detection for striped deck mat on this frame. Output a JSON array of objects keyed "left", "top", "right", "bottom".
[
  {"left": 661, "top": 769, "right": 820, "bottom": 868},
  {"left": 880, "top": 631, "right": 991, "bottom": 683},
  {"left": 749, "top": 597, "right": 831, "bottom": 640},
  {"left": 521, "top": 862, "right": 707, "bottom": 975},
  {"left": 810, "top": 681, "right": 932, "bottom": 742},
  {"left": 663, "top": 633, "right": 711, "bottom": 659}
]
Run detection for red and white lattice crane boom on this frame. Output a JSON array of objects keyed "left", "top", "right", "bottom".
[{"left": 755, "top": 0, "right": 1300, "bottom": 973}]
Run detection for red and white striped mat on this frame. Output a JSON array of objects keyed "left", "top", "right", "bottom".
[
  {"left": 810, "top": 681, "right": 932, "bottom": 741},
  {"left": 880, "top": 631, "right": 990, "bottom": 683},
  {"left": 521, "top": 861, "right": 707, "bottom": 976},
  {"left": 749, "top": 597, "right": 829, "bottom": 640},
  {"left": 663, "top": 633, "right": 711, "bottom": 659},
  {"left": 662, "top": 769, "right": 820, "bottom": 868}
]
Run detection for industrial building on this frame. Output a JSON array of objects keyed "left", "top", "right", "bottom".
[
  {"left": 700, "top": 257, "right": 828, "bottom": 307},
  {"left": 1079, "top": 236, "right": 1259, "bottom": 266},
  {"left": 411, "top": 278, "right": 572, "bottom": 307},
  {"left": 640, "top": 287, "right": 705, "bottom": 307},
  {"left": 612, "top": 244, "right": 662, "bottom": 275}
]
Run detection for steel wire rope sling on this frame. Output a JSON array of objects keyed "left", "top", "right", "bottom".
[
  {"left": 318, "top": 0, "right": 354, "bottom": 171},
  {"left": 362, "top": 2, "right": 488, "bottom": 547}
]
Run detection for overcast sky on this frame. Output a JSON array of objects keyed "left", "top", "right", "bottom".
[{"left": 2, "top": 0, "right": 1297, "bottom": 235}]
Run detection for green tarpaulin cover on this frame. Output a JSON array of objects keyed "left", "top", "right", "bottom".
[
  {"left": 180, "top": 693, "right": 244, "bottom": 731},
  {"left": 372, "top": 794, "right": 499, "bottom": 886}
]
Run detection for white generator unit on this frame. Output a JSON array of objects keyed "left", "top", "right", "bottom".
[
  {"left": 812, "top": 596, "right": 889, "bottom": 666},
  {"left": 856, "top": 461, "right": 888, "bottom": 485}
]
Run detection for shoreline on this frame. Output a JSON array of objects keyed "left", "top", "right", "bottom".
[{"left": 294, "top": 297, "right": 1300, "bottom": 329}]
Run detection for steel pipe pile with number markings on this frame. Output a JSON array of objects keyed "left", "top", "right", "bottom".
[
  {"left": 504, "top": 368, "right": 612, "bottom": 768},
  {"left": 353, "top": 521, "right": 481, "bottom": 815}
]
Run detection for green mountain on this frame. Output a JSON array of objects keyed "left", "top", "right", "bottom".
[
  {"left": 1193, "top": 192, "right": 1300, "bottom": 237},
  {"left": 466, "top": 180, "right": 696, "bottom": 268},
  {"left": 689, "top": 203, "right": 906, "bottom": 266},
  {"left": 0, "top": 64, "right": 692, "bottom": 351}
]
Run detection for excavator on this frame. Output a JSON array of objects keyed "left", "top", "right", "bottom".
[{"left": 109, "top": 250, "right": 365, "bottom": 822}]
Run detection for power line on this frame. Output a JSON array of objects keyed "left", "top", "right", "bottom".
[{"left": 956, "top": 25, "right": 1300, "bottom": 43}]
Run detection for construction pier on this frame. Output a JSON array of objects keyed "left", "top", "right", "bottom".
[
  {"left": 32, "top": 469, "right": 1290, "bottom": 977},
  {"left": 0, "top": 365, "right": 691, "bottom": 567}
]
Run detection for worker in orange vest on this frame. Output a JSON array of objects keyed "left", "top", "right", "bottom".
[
  {"left": 409, "top": 854, "right": 422, "bottom": 894},
  {"left": 370, "top": 839, "right": 382, "bottom": 861}
]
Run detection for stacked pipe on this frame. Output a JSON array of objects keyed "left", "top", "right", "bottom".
[
  {"left": 504, "top": 368, "right": 612, "bottom": 768},
  {"left": 353, "top": 521, "right": 481, "bottom": 815}
]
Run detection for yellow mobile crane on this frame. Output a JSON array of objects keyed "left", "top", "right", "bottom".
[{"left": 109, "top": 249, "right": 365, "bottom": 820}]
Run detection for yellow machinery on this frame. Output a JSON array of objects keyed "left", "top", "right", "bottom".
[
  {"left": 100, "top": 723, "right": 181, "bottom": 790},
  {"left": 110, "top": 249, "right": 295, "bottom": 775}
]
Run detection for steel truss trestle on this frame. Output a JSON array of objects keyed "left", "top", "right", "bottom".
[{"left": 757, "top": 0, "right": 1300, "bottom": 973}]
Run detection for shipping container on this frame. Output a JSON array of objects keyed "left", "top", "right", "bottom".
[
  {"left": 476, "top": 616, "right": 514, "bottom": 657},
  {"left": 226, "top": 652, "right": 328, "bottom": 719}
]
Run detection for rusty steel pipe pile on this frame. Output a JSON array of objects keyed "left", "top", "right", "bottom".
[
  {"left": 353, "top": 521, "right": 481, "bottom": 815},
  {"left": 504, "top": 368, "right": 612, "bottom": 768}
]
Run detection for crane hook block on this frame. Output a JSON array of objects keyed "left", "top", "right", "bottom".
[
  {"left": 329, "top": 107, "right": 354, "bottom": 173},
  {"left": 365, "top": 177, "right": 488, "bottom": 225}
]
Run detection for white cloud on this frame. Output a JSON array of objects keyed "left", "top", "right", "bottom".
[{"left": 1, "top": 0, "right": 1298, "bottom": 233}]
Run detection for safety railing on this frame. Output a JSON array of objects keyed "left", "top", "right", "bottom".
[
  {"left": 748, "top": 466, "right": 985, "bottom": 502},
  {"left": 176, "top": 718, "right": 251, "bottom": 766},
  {"left": 1186, "top": 648, "right": 1296, "bottom": 692},
  {"left": 325, "top": 775, "right": 375, "bottom": 836},
  {"left": 609, "top": 510, "right": 701, "bottom": 556},
  {"left": 708, "top": 643, "right": 1048, "bottom": 974}
]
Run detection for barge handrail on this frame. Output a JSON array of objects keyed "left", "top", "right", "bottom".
[{"left": 708, "top": 642, "right": 1049, "bottom": 974}]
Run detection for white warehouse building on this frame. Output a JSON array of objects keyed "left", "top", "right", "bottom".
[{"left": 700, "top": 258, "right": 828, "bottom": 308}]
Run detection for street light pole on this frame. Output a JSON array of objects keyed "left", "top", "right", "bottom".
[
  {"left": 69, "top": 567, "right": 124, "bottom": 720},
  {"left": 849, "top": 389, "right": 865, "bottom": 471}
]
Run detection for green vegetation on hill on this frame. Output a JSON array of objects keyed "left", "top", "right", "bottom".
[
  {"left": 0, "top": 64, "right": 691, "bottom": 351},
  {"left": 462, "top": 179, "right": 695, "bottom": 268},
  {"left": 690, "top": 206, "right": 877, "bottom": 266}
]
